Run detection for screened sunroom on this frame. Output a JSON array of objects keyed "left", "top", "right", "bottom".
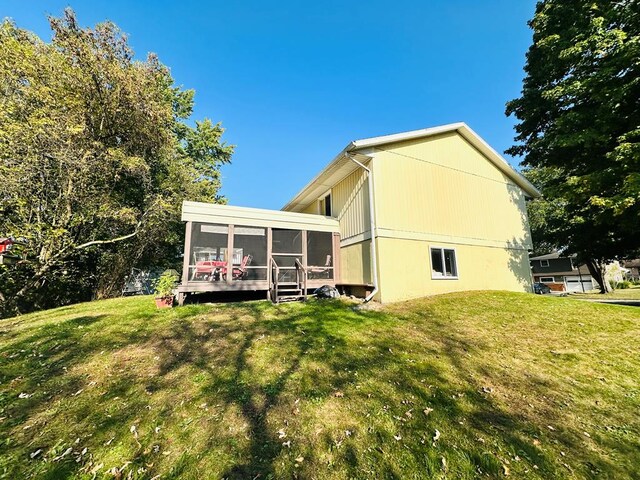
[{"left": 178, "top": 201, "right": 340, "bottom": 304}]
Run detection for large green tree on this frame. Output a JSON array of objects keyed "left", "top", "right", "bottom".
[
  {"left": 507, "top": 0, "right": 640, "bottom": 292},
  {"left": 0, "top": 9, "right": 233, "bottom": 315}
]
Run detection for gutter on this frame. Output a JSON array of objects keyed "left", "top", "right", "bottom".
[{"left": 344, "top": 153, "right": 379, "bottom": 302}]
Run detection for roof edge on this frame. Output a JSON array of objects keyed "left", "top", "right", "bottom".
[{"left": 283, "top": 122, "right": 541, "bottom": 211}]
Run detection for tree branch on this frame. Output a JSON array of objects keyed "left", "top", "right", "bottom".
[{"left": 74, "top": 225, "right": 141, "bottom": 251}]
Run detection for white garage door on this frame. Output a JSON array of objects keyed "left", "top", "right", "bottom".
[{"left": 565, "top": 276, "right": 593, "bottom": 292}]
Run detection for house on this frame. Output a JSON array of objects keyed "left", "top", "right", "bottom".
[
  {"left": 0, "top": 237, "right": 22, "bottom": 265},
  {"left": 178, "top": 123, "right": 540, "bottom": 304},
  {"left": 622, "top": 260, "right": 640, "bottom": 282},
  {"left": 530, "top": 252, "right": 595, "bottom": 292}
]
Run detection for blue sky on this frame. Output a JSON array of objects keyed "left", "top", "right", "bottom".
[{"left": 4, "top": 1, "right": 536, "bottom": 210}]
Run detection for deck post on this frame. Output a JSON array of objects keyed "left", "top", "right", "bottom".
[
  {"left": 266, "top": 227, "right": 273, "bottom": 299},
  {"left": 332, "top": 232, "right": 341, "bottom": 284},
  {"left": 302, "top": 230, "right": 308, "bottom": 300},
  {"left": 226, "top": 224, "right": 234, "bottom": 285},
  {"left": 182, "top": 221, "right": 192, "bottom": 285},
  {"left": 302, "top": 230, "right": 308, "bottom": 270}
]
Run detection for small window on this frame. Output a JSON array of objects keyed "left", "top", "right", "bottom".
[
  {"left": 540, "top": 277, "right": 554, "bottom": 283},
  {"left": 323, "top": 193, "right": 332, "bottom": 217},
  {"left": 540, "top": 260, "right": 549, "bottom": 267},
  {"left": 430, "top": 247, "right": 458, "bottom": 279}
]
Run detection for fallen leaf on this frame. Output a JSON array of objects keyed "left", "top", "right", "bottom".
[
  {"left": 334, "top": 391, "right": 344, "bottom": 398},
  {"left": 30, "top": 449, "right": 42, "bottom": 459},
  {"left": 295, "top": 456, "right": 304, "bottom": 463},
  {"left": 547, "top": 425, "right": 555, "bottom": 431},
  {"left": 278, "top": 429, "right": 287, "bottom": 439},
  {"left": 53, "top": 447, "right": 73, "bottom": 462},
  {"left": 423, "top": 407, "right": 434, "bottom": 416},
  {"left": 393, "top": 434, "right": 402, "bottom": 441},
  {"left": 503, "top": 464, "right": 510, "bottom": 476},
  {"left": 18, "top": 393, "right": 32, "bottom": 399},
  {"left": 433, "top": 429, "right": 441, "bottom": 442},
  {"left": 533, "top": 439, "right": 541, "bottom": 446},
  {"left": 583, "top": 432, "right": 591, "bottom": 438},
  {"left": 282, "top": 440, "right": 291, "bottom": 448}
]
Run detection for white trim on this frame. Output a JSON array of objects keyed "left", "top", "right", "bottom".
[
  {"left": 182, "top": 201, "right": 340, "bottom": 233},
  {"left": 539, "top": 276, "right": 555, "bottom": 283},
  {"left": 430, "top": 245, "right": 459, "bottom": 280},
  {"left": 339, "top": 231, "right": 372, "bottom": 247},
  {"left": 375, "top": 227, "right": 532, "bottom": 250},
  {"left": 540, "top": 260, "right": 549, "bottom": 267}
]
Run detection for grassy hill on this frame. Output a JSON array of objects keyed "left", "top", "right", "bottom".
[{"left": 0, "top": 292, "right": 638, "bottom": 479}]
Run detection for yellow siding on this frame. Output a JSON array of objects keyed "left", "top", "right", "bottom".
[
  {"left": 372, "top": 132, "right": 532, "bottom": 250},
  {"left": 339, "top": 241, "right": 372, "bottom": 285},
  {"left": 332, "top": 167, "right": 371, "bottom": 241},
  {"left": 297, "top": 166, "right": 370, "bottom": 242},
  {"left": 283, "top": 131, "right": 535, "bottom": 300},
  {"left": 297, "top": 168, "right": 373, "bottom": 288},
  {"left": 376, "top": 237, "right": 532, "bottom": 303},
  {"left": 368, "top": 132, "right": 533, "bottom": 301},
  {"left": 301, "top": 203, "right": 317, "bottom": 215}
]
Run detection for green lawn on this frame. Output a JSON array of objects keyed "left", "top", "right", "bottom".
[
  {"left": 0, "top": 292, "right": 638, "bottom": 479},
  {"left": 571, "top": 286, "right": 640, "bottom": 300}
]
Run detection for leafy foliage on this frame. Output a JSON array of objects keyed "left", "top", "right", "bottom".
[
  {"left": 0, "top": 9, "right": 233, "bottom": 315},
  {"left": 153, "top": 270, "right": 179, "bottom": 298},
  {"left": 507, "top": 0, "right": 640, "bottom": 291}
]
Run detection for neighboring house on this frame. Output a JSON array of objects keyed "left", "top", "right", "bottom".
[
  {"left": 622, "top": 260, "right": 640, "bottom": 282},
  {"left": 530, "top": 252, "right": 595, "bottom": 292},
  {"left": 0, "top": 237, "right": 21, "bottom": 265},
  {"left": 178, "top": 123, "right": 541, "bottom": 304}
]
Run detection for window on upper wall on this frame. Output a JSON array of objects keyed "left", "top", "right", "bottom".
[
  {"left": 323, "top": 193, "right": 332, "bottom": 217},
  {"left": 540, "top": 260, "right": 549, "bottom": 267},
  {"left": 430, "top": 247, "right": 458, "bottom": 279}
]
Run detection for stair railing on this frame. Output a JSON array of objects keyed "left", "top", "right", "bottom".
[
  {"left": 270, "top": 258, "right": 279, "bottom": 303},
  {"left": 294, "top": 258, "right": 307, "bottom": 301}
]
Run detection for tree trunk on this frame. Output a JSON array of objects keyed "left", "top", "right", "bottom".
[{"left": 585, "top": 259, "right": 611, "bottom": 293}]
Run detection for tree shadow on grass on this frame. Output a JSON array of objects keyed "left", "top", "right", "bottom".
[{"left": 1, "top": 297, "right": 636, "bottom": 479}]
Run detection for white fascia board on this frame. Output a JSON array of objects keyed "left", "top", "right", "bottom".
[
  {"left": 347, "top": 123, "right": 466, "bottom": 150},
  {"left": 182, "top": 201, "right": 340, "bottom": 232}
]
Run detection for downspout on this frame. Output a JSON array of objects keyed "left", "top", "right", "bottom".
[{"left": 345, "top": 153, "right": 379, "bottom": 302}]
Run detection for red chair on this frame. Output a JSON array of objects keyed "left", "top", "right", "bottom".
[
  {"left": 221, "top": 255, "right": 253, "bottom": 280},
  {"left": 192, "top": 260, "right": 226, "bottom": 281}
]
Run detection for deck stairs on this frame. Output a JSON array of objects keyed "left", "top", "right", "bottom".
[{"left": 270, "top": 258, "right": 308, "bottom": 303}]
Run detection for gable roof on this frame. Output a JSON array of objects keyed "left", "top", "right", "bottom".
[{"left": 282, "top": 122, "right": 541, "bottom": 212}]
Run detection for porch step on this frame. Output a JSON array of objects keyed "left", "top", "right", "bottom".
[{"left": 276, "top": 295, "right": 306, "bottom": 303}]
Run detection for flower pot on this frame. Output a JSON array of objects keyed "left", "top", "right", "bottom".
[{"left": 155, "top": 296, "right": 174, "bottom": 309}]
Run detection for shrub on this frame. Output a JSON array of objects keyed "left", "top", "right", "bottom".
[{"left": 154, "top": 270, "right": 179, "bottom": 298}]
